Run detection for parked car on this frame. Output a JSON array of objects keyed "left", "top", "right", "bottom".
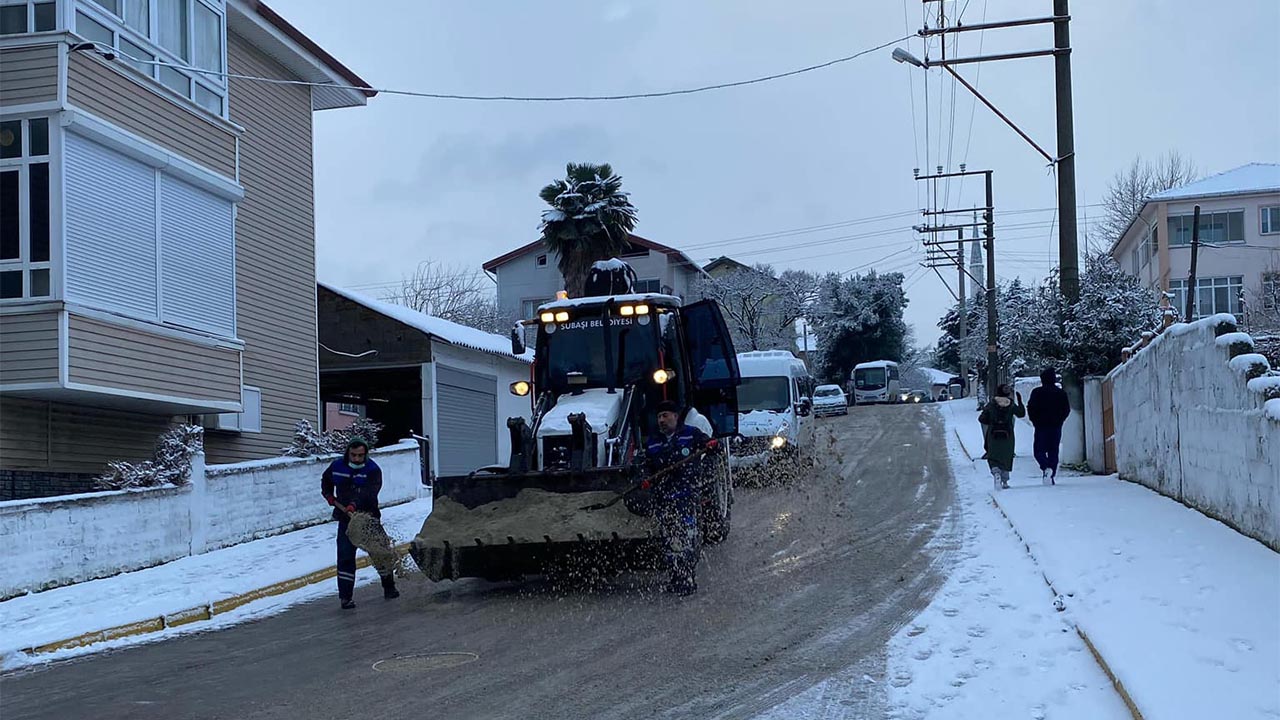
[{"left": 812, "top": 384, "right": 849, "bottom": 417}]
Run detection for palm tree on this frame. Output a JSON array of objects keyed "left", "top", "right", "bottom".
[{"left": 538, "top": 163, "right": 639, "bottom": 297}]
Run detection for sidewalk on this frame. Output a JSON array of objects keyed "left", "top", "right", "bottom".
[
  {"left": 0, "top": 498, "right": 432, "bottom": 672},
  {"left": 940, "top": 399, "right": 1280, "bottom": 720}
]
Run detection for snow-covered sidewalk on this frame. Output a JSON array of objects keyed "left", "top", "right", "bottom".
[
  {"left": 882, "top": 408, "right": 1130, "bottom": 720},
  {"left": 941, "top": 398, "right": 1280, "bottom": 720},
  {"left": 0, "top": 498, "right": 431, "bottom": 672}
]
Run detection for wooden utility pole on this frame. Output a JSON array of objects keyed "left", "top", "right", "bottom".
[{"left": 1185, "top": 205, "right": 1202, "bottom": 321}]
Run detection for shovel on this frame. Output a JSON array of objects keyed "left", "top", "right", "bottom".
[
  {"left": 580, "top": 449, "right": 710, "bottom": 512},
  {"left": 335, "top": 505, "right": 400, "bottom": 576}
]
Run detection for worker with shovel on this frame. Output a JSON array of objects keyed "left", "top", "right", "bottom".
[
  {"left": 645, "top": 401, "right": 719, "bottom": 596},
  {"left": 321, "top": 437, "right": 398, "bottom": 609}
]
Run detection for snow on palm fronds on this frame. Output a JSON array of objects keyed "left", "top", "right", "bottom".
[{"left": 95, "top": 425, "right": 204, "bottom": 490}]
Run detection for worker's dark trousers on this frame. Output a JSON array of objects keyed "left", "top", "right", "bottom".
[
  {"left": 336, "top": 520, "right": 357, "bottom": 600},
  {"left": 1033, "top": 425, "right": 1063, "bottom": 475},
  {"left": 656, "top": 495, "right": 701, "bottom": 590}
]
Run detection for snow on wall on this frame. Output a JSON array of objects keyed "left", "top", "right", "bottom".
[
  {"left": 1109, "top": 316, "right": 1280, "bottom": 550},
  {"left": 0, "top": 443, "right": 421, "bottom": 599},
  {"left": 202, "top": 441, "right": 421, "bottom": 551}
]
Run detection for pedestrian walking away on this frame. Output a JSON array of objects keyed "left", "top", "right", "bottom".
[
  {"left": 1026, "top": 367, "right": 1071, "bottom": 485},
  {"left": 321, "top": 437, "right": 398, "bottom": 609},
  {"left": 978, "top": 384, "right": 1024, "bottom": 491},
  {"left": 644, "top": 400, "right": 719, "bottom": 596}
]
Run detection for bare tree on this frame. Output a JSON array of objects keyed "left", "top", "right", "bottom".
[
  {"left": 1100, "top": 151, "right": 1198, "bottom": 247},
  {"left": 383, "top": 260, "right": 510, "bottom": 334},
  {"left": 696, "top": 264, "right": 815, "bottom": 352}
]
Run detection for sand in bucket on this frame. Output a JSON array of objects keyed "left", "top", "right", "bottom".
[{"left": 346, "top": 511, "right": 400, "bottom": 576}]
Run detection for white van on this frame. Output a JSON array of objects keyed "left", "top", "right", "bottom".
[
  {"left": 732, "top": 350, "right": 810, "bottom": 463},
  {"left": 850, "top": 360, "right": 901, "bottom": 405}
]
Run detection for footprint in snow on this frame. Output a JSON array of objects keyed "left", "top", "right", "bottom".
[
  {"left": 941, "top": 607, "right": 960, "bottom": 617},
  {"left": 890, "top": 670, "right": 913, "bottom": 688},
  {"left": 913, "top": 647, "right": 933, "bottom": 661},
  {"left": 1231, "top": 638, "right": 1255, "bottom": 653},
  {"left": 907, "top": 624, "right": 928, "bottom": 637},
  {"left": 966, "top": 625, "right": 988, "bottom": 638}
]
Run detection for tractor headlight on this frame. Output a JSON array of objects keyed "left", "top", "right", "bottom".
[
  {"left": 653, "top": 368, "right": 675, "bottom": 384},
  {"left": 770, "top": 436, "right": 787, "bottom": 450},
  {"left": 554, "top": 311, "right": 569, "bottom": 323},
  {"left": 619, "top": 305, "right": 635, "bottom": 316},
  {"left": 509, "top": 380, "right": 531, "bottom": 397},
  {"left": 540, "top": 311, "right": 555, "bottom": 323}
]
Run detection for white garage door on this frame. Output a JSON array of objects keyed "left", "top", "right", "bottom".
[{"left": 436, "top": 365, "right": 498, "bottom": 476}]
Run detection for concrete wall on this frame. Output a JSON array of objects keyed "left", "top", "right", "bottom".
[
  {"left": 1082, "top": 377, "right": 1106, "bottom": 474},
  {"left": 0, "top": 442, "right": 421, "bottom": 599},
  {"left": 1109, "top": 315, "right": 1280, "bottom": 550}
]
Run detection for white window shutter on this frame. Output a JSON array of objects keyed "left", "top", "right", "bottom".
[
  {"left": 160, "top": 174, "right": 235, "bottom": 337},
  {"left": 64, "top": 132, "right": 158, "bottom": 319}
]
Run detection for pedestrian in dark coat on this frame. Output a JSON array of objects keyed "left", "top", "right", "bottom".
[
  {"left": 321, "top": 437, "right": 398, "bottom": 609},
  {"left": 978, "top": 384, "right": 1025, "bottom": 490},
  {"left": 644, "top": 400, "right": 717, "bottom": 596},
  {"left": 1026, "top": 367, "right": 1071, "bottom": 485}
]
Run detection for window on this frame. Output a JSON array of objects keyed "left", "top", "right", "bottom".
[
  {"left": 634, "top": 279, "right": 661, "bottom": 293},
  {"left": 74, "top": 1, "right": 227, "bottom": 118},
  {"left": 338, "top": 402, "right": 362, "bottom": 416},
  {"left": 63, "top": 131, "right": 236, "bottom": 334},
  {"left": 1130, "top": 246, "right": 1140, "bottom": 275},
  {"left": 520, "top": 298, "right": 550, "bottom": 319},
  {"left": 1263, "top": 272, "right": 1279, "bottom": 311},
  {"left": 535, "top": 254, "right": 548, "bottom": 268},
  {"left": 1168, "top": 210, "right": 1246, "bottom": 246},
  {"left": 0, "top": 117, "right": 53, "bottom": 301},
  {"left": 1262, "top": 206, "right": 1280, "bottom": 235},
  {"left": 0, "top": 1, "right": 56, "bottom": 34},
  {"left": 1171, "top": 276, "right": 1244, "bottom": 319},
  {"left": 1138, "top": 233, "right": 1151, "bottom": 267}
]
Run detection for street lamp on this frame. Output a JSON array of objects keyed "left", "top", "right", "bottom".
[{"left": 892, "top": 47, "right": 926, "bottom": 68}]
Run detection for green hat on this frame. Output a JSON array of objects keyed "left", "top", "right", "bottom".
[{"left": 346, "top": 436, "right": 370, "bottom": 450}]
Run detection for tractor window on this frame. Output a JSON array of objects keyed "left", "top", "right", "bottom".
[
  {"left": 538, "top": 312, "right": 659, "bottom": 394},
  {"left": 679, "top": 300, "right": 740, "bottom": 437}
]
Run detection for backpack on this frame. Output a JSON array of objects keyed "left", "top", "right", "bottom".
[{"left": 988, "top": 405, "right": 1014, "bottom": 440}]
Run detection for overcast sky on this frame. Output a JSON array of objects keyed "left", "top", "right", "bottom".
[{"left": 269, "top": 0, "right": 1279, "bottom": 347}]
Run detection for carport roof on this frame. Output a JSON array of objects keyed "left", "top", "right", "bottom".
[{"left": 320, "top": 283, "right": 533, "bottom": 362}]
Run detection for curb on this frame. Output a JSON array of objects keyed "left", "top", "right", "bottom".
[
  {"left": 19, "top": 542, "right": 413, "bottom": 658},
  {"left": 989, "top": 497, "right": 1146, "bottom": 720}
]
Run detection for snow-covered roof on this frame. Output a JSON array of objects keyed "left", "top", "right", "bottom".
[
  {"left": 918, "top": 367, "right": 955, "bottom": 385},
  {"left": 537, "top": 293, "right": 682, "bottom": 311},
  {"left": 1149, "top": 163, "right": 1280, "bottom": 202},
  {"left": 1113, "top": 164, "right": 1280, "bottom": 254},
  {"left": 854, "top": 360, "right": 898, "bottom": 370},
  {"left": 738, "top": 351, "right": 806, "bottom": 378},
  {"left": 320, "top": 282, "right": 533, "bottom": 363}
]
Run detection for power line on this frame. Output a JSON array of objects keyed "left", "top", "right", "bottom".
[{"left": 75, "top": 35, "right": 912, "bottom": 103}]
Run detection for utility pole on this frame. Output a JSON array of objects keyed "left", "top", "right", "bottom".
[
  {"left": 1054, "top": 0, "right": 1079, "bottom": 302},
  {"left": 984, "top": 171, "right": 998, "bottom": 395},
  {"left": 1185, "top": 205, "right": 1202, "bottom": 321},
  {"left": 909, "top": 2, "right": 1078, "bottom": 302},
  {"left": 957, "top": 228, "right": 967, "bottom": 396},
  {"left": 915, "top": 167, "right": 998, "bottom": 398}
]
